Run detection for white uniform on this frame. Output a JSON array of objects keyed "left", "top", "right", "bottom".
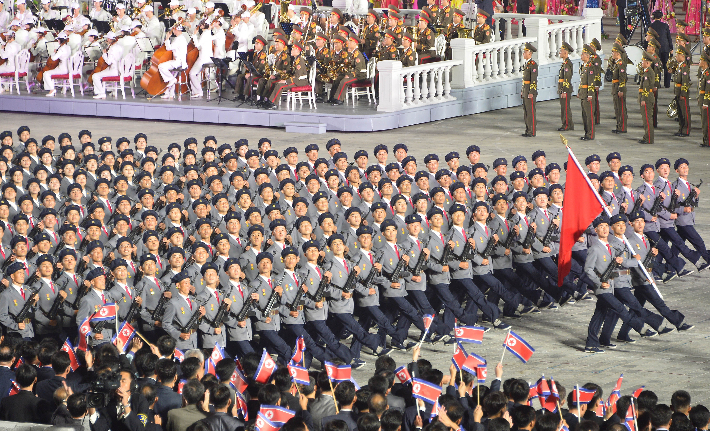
[
  {"left": 114, "top": 14, "right": 132, "bottom": 29},
  {"left": 189, "top": 30, "right": 213, "bottom": 96},
  {"left": 0, "top": 10, "right": 10, "bottom": 32},
  {"left": 234, "top": 20, "right": 254, "bottom": 53},
  {"left": 0, "top": 40, "right": 21, "bottom": 74},
  {"left": 43, "top": 42, "right": 70, "bottom": 90},
  {"left": 212, "top": 25, "right": 226, "bottom": 58},
  {"left": 14, "top": 9, "right": 34, "bottom": 23},
  {"left": 157, "top": 34, "right": 187, "bottom": 94},
  {"left": 143, "top": 15, "right": 161, "bottom": 47},
  {"left": 39, "top": 8, "right": 60, "bottom": 21},
  {"left": 132, "top": 29, "right": 150, "bottom": 64},
  {"left": 68, "top": 14, "right": 90, "bottom": 32},
  {"left": 83, "top": 39, "right": 102, "bottom": 61},
  {"left": 89, "top": 7, "right": 112, "bottom": 21},
  {"left": 92, "top": 41, "right": 124, "bottom": 96}
]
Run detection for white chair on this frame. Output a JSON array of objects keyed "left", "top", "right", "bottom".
[
  {"left": 346, "top": 57, "right": 377, "bottom": 106},
  {"left": 101, "top": 53, "right": 136, "bottom": 99},
  {"left": 287, "top": 59, "right": 317, "bottom": 110},
  {"left": 50, "top": 51, "right": 84, "bottom": 97},
  {"left": 0, "top": 50, "right": 30, "bottom": 94}
]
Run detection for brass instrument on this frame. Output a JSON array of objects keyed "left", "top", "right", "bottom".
[
  {"left": 667, "top": 56, "right": 678, "bottom": 74},
  {"left": 249, "top": 2, "right": 262, "bottom": 14},
  {"left": 263, "top": 52, "right": 276, "bottom": 76},
  {"left": 130, "top": 0, "right": 152, "bottom": 20},
  {"left": 279, "top": 0, "right": 291, "bottom": 23},
  {"left": 668, "top": 98, "right": 678, "bottom": 118},
  {"left": 457, "top": 27, "right": 473, "bottom": 38},
  {"left": 159, "top": 5, "right": 184, "bottom": 18}
]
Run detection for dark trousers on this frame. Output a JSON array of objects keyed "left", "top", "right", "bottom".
[
  {"left": 431, "top": 283, "right": 478, "bottom": 332},
  {"left": 258, "top": 329, "right": 292, "bottom": 364},
  {"left": 407, "top": 290, "right": 450, "bottom": 336},
  {"left": 523, "top": 96, "right": 536, "bottom": 136},
  {"left": 226, "top": 340, "right": 255, "bottom": 359},
  {"left": 677, "top": 95, "right": 692, "bottom": 134},
  {"left": 586, "top": 292, "right": 643, "bottom": 348},
  {"left": 472, "top": 273, "right": 520, "bottom": 316},
  {"left": 330, "top": 313, "right": 381, "bottom": 358},
  {"left": 613, "top": 88, "right": 627, "bottom": 131},
  {"left": 599, "top": 287, "right": 663, "bottom": 345},
  {"left": 492, "top": 268, "right": 537, "bottom": 306},
  {"left": 702, "top": 103, "right": 710, "bottom": 146},
  {"left": 353, "top": 305, "right": 400, "bottom": 347},
  {"left": 282, "top": 323, "right": 332, "bottom": 368},
  {"left": 659, "top": 51, "right": 671, "bottom": 88},
  {"left": 306, "top": 320, "right": 353, "bottom": 363},
  {"left": 653, "top": 90, "right": 659, "bottom": 128},
  {"left": 646, "top": 230, "right": 686, "bottom": 276},
  {"left": 535, "top": 256, "right": 576, "bottom": 296},
  {"left": 451, "top": 278, "right": 500, "bottom": 322},
  {"left": 660, "top": 226, "right": 701, "bottom": 265},
  {"left": 515, "top": 261, "right": 563, "bottom": 300},
  {"left": 384, "top": 296, "right": 426, "bottom": 344},
  {"left": 676, "top": 224, "right": 710, "bottom": 262},
  {"left": 581, "top": 95, "right": 595, "bottom": 139},
  {"left": 617, "top": 284, "right": 685, "bottom": 338},
  {"left": 594, "top": 90, "right": 601, "bottom": 124}
]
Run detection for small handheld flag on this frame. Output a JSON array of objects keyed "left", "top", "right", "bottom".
[
  {"left": 255, "top": 412, "right": 281, "bottom": 431},
  {"left": 290, "top": 336, "right": 306, "bottom": 366},
  {"left": 632, "top": 387, "right": 645, "bottom": 398},
  {"left": 395, "top": 365, "right": 412, "bottom": 385},
  {"left": 475, "top": 365, "right": 487, "bottom": 384},
  {"left": 462, "top": 353, "right": 486, "bottom": 375},
  {"left": 254, "top": 349, "right": 278, "bottom": 384},
  {"left": 624, "top": 404, "right": 636, "bottom": 431},
  {"left": 572, "top": 386, "right": 596, "bottom": 404},
  {"left": 89, "top": 303, "right": 117, "bottom": 322},
  {"left": 174, "top": 348, "right": 185, "bottom": 363},
  {"left": 210, "top": 343, "right": 226, "bottom": 364},
  {"left": 452, "top": 341, "right": 468, "bottom": 371},
  {"left": 324, "top": 362, "right": 352, "bottom": 382},
  {"left": 236, "top": 391, "right": 249, "bottom": 420},
  {"left": 112, "top": 321, "right": 136, "bottom": 353},
  {"left": 287, "top": 363, "right": 310, "bottom": 385},
  {"left": 230, "top": 367, "right": 249, "bottom": 393},
  {"left": 205, "top": 358, "right": 216, "bottom": 377},
  {"left": 77, "top": 318, "right": 91, "bottom": 351},
  {"left": 454, "top": 325, "right": 485, "bottom": 344},
  {"left": 503, "top": 331, "right": 535, "bottom": 363},
  {"left": 412, "top": 378, "right": 442, "bottom": 405},
  {"left": 60, "top": 339, "right": 80, "bottom": 372},
  {"left": 606, "top": 374, "right": 624, "bottom": 414},
  {"left": 260, "top": 405, "right": 296, "bottom": 425}
]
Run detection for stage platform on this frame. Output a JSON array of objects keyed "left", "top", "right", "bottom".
[{"left": 0, "top": 91, "right": 465, "bottom": 132}]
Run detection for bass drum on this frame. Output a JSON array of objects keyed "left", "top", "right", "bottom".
[{"left": 624, "top": 45, "right": 643, "bottom": 77}]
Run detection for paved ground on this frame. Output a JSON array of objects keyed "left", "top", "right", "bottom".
[{"left": 4, "top": 43, "right": 710, "bottom": 404}]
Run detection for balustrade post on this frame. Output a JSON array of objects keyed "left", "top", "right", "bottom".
[
  {"left": 582, "top": 8, "right": 603, "bottom": 44},
  {"left": 376, "top": 60, "right": 403, "bottom": 112},
  {"left": 450, "top": 38, "right": 476, "bottom": 88},
  {"left": 523, "top": 17, "right": 549, "bottom": 65},
  {"left": 412, "top": 71, "right": 420, "bottom": 105}
]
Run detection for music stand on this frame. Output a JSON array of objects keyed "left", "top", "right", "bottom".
[
  {"left": 45, "top": 19, "right": 64, "bottom": 31},
  {"left": 280, "top": 21, "right": 294, "bottom": 35},
  {"left": 237, "top": 51, "right": 261, "bottom": 105},
  {"left": 209, "top": 57, "right": 236, "bottom": 104},
  {"left": 92, "top": 20, "right": 111, "bottom": 33}
]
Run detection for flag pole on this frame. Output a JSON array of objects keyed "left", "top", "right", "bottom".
[
  {"left": 328, "top": 377, "right": 339, "bottom": 414},
  {"left": 500, "top": 329, "right": 511, "bottom": 364},
  {"left": 557, "top": 401, "right": 564, "bottom": 422},
  {"left": 631, "top": 398, "right": 638, "bottom": 431},
  {"left": 576, "top": 384, "right": 580, "bottom": 417},
  {"left": 476, "top": 381, "right": 480, "bottom": 406},
  {"left": 560, "top": 134, "right": 663, "bottom": 299}
]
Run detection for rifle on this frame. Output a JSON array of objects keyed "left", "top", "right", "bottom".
[
  {"left": 288, "top": 274, "right": 307, "bottom": 311},
  {"left": 1, "top": 256, "right": 15, "bottom": 272},
  {"left": 123, "top": 286, "right": 144, "bottom": 325},
  {"left": 261, "top": 276, "right": 283, "bottom": 319},
  {"left": 175, "top": 296, "right": 208, "bottom": 333},
  {"left": 648, "top": 193, "right": 665, "bottom": 216},
  {"left": 52, "top": 240, "right": 66, "bottom": 256},
  {"left": 150, "top": 286, "right": 171, "bottom": 322},
  {"left": 12, "top": 285, "right": 40, "bottom": 323},
  {"left": 410, "top": 240, "right": 429, "bottom": 276},
  {"left": 679, "top": 179, "right": 703, "bottom": 208},
  {"left": 236, "top": 296, "right": 256, "bottom": 321},
  {"left": 539, "top": 214, "right": 559, "bottom": 248},
  {"left": 501, "top": 212, "right": 519, "bottom": 249},
  {"left": 209, "top": 285, "right": 232, "bottom": 328},
  {"left": 478, "top": 235, "right": 498, "bottom": 259},
  {"left": 309, "top": 261, "right": 333, "bottom": 303},
  {"left": 332, "top": 259, "right": 359, "bottom": 293},
  {"left": 316, "top": 239, "right": 327, "bottom": 266},
  {"left": 384, "top": 246, "right": 412, "bottom": 282},
  {"left": 431, "top": 229, "right": 456, "bottom": 266},
  {"left": 45, "top": 288, "right": 66, "bottom": 320},
  {"left": 629, "top": 192, "right": 644, "bottom": 215},
  {"left": 595, "top": 249, "right": 623, "bottom": 283},
  {"left": 520, "top": 215, "right": 536, "bottom": 250},
  {"left": 70, "top": 284, "right": 90, "bottom": 310},
  {"left": 666, "top": 192, "right": 680, "bottom": 212},
  {"left": 641, "top": 238, "right": 657, "bottom": 271}
]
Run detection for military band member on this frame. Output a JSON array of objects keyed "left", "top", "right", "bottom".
[
  {"left": 262, "top": 41, "right": 310, "bottom": 110},
  {"left": 444, "top": 8, "right": 465, "bottom": 60},
  {"left": 699, "top": 53, "right": 710, "bottom": 147},
  {"left": 416, "top": 13, "right": 435, "bottom": 63},
  {"left": 521, "top": 43, "right": 538, "bottom": 137},
  {"left": 673, "top": 45, "right": 692, "bottom": 137},
  {"left": 557, "top": 42, "right": 574, "bottom": 131},
  {"left": 438, "top": 0, "right": 453, "bottom": 27},
  {"left": 590, "top": 38, "right": 603, "bottom": 125},
  {"left": 646, "top": 38, "right": 662, "bottom": 128},
  {"left": 330, "top": 34, "right": 367, "bottom": 106},
  {"left": 579, "top": 44, "right": 595, "bottom": 140},
  {"left": 400, "top": 33, "right": 417, "bottom": 67},
  {"left": 386, "top": 11, "right": 403, "bottom": 46},
  {"left": 639, "top": 51, "right": 656, "bottom": 144},
  {"left": 611, "top": 43, "right": 628, "bottom": 134},
  {"left": 361, "top": 9, "right": 381, "bottom": 59},
  {"left": 473, "top": 10, "right": 491, "bottom": 45},
  {"left": 256, "top": 35, "right": 291, "bottom": 107}
]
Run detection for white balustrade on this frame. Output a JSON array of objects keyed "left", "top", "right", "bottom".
[
  {"left": 450, "top": 37, "right": 535, "bottom": 86},
  {"left": 377, "top": 59, "right": 462, "bottom": 112}
]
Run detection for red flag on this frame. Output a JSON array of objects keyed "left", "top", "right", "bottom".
[
  {"left": 112, "top": 322, "right": 136, "bottom": 353},
  {"left": 503, "top": 331, "right": 535, "bottom": 363},
  {"left": 324, "top": 362, "right": 352, "bottom": 382},
  {"left": 236, "top": 391, "right": 249, "bottom": 420},
  {"left": 423, "top": 314, "right": 434, "bottom": 332},
  {"left": 287, "top": 363, "right": 310, "bottom": 385},
  {"left": 60, "top": 339, "right": 80, "bottom": 372},
  {"left": 254, "top": 349, "right": 278, "bottom": 383},
  {"left": 77, "top": 318, "right": 91, "bottom": 351},
  {"left": 454, "top": 325, "right": 485, "bottom": 344},
  {"left": 7, "top": 380, "right": 20, "bottom": 396},
  {"left": 230, "top": 367, "right": 249, "bottom": 393},
  {"left": 256, "top": 412, "right": 281, "bottom": 431},
  {"left": 395, "top": 365, "right": 412, "bottom": 385},
  {"left": 606, "top": 374, "right": 624, "bottom": 414},
  {"left": 452, "top": 341, "right": 468, "bottom": 371},
  {"left": 177, "top": 379, "right": 187, "bottom": 394},
  {"left": 572, "top": 386, "right": 596, "bottom": 404},
  {"left": 624, "top": 405, "right": 636, "bottom": 431},
  {"left": 557, "top": 146, "right": 605, "bottom": 285},
  {"left": 260, "top": 405, "right": 295, "bottom": 424},
  {"left": 632, "top": 387, "right": 645, "bottom": 398},
  {"left": 174, "top": 348, "right": 185, "bottom": 363},
  {"left": 412, "top": 378, "right": 442, "bottom": 404},
  {"left": 210, "top": 343, "right": 226, "bottom": 364},
  {"left": 290, "top": 336, "right": 306, "bottom": 366},
  {"left": 205, "top": 358, "right": 216, "bottom": 377},
  {"left": 462, "top": 353, "right": 485, "bottom": 375}
]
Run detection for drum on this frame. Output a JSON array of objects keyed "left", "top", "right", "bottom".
[{"left": 624, "top": 45, "right": 643, "bottom": 77}]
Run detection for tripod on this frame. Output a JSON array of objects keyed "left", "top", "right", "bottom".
[{"left": 207, "top": 57, "right": 237, "bottom": 104}]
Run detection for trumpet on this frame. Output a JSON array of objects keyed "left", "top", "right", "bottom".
[
  {"left": 159, "top": 4, "right": 184, "bottom": 18},
  {"left": 131, "top": 0, "right": 152, "bottom": 19},
  {"left": 667, "top": 98, "right": 678, "bottom": 118},
  {"left": 279, "top": 0, "right": 291, "bottom": 23}
]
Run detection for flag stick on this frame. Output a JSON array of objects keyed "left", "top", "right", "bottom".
[
  {"left": 328, "top": 378, "right": 339, "bottom": 414},
  {"left": 416, "top": 399, "right": 421, "bottom": 417},
  {"left": 631, "top": 398, "right": 638, "bottom": 431},
  {"left": 476, "top": 381, "right": 480, "bottom": 406},
  {"left": 576, "top": 384, "right": 580, "bottom": 418},
  {"left": 135, "top": 331, "right": 151, "bottom": 345},
  {"left": 557, "top": 400, "right": 564, "bottom": 422},
  {"left": 500, "top": 329, "right": 511, "bottom": 364},
  {"left": 416, "top": 325, "right": 430, "bottom": 351}
]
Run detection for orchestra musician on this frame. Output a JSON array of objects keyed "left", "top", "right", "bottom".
[
  {"left": 142, "top": 5, "right": 161, "bottom": 47},
  {"left": 233, "top": 34, "right": 267, "bottom": 101},
  {"left": 113, "top": 4, "right": 132, "bottom": 31},
  {"left": 0, "top": 31, "right": 21, "bottom": 83},
  {"left": 89, "top": 0, "right": 112, "bottom": 22},
  {"left": 0, "top": 1, "right": 10, "bottom": 33},
  {"left": 325, "top": 33, "right": 348, "bottom": 102},
  {"left": 262, "top": 40, "right": 310, "bottom": 110},
  {"left": 255, "top": 34, "right": 290, "bottom": 106},
  {"left": 13, "top": 0, "right": 34, "bottom": 25},
  {"left": 445, "top": 8, "right": 465, "bottom": 59},
  {"left": 330, "top": 33, "right": 366, "bottom": 105},
  {"left": 233, "top": 10, "right": 255, "bottom": 53},
  {"left": 400, "top": 32, "right": 417, "bottom": 67},
  {"left": 82, "top": 28, "right": 102, "bottom": 64},
  {"left": 473, "top": 10, "right": 492, "bottom": 44},
  {"left": 189, "top": 19, "right": 218, "bottom": 99},
  {"left": 157, "top": 23, "right": 188, "bottom": 99},
  {"left": 92, "top": 31, "right": 125, "bottom": 99},
  {"left": 39, "top": 0, "right": 60, "bottom": 22},
  {"left": 43, "top": 31, "right": 71, "bottom": 97},
  {"left": 361, "top": 9, "right": 380, "bottom": 59},
  {"left": 386, "top": 11, "right": 403, "bottom": 46},
  {"left": 416, "top": 12, "right": 435, "bottom": 63},
  {"left": 438, "top": 0, "right": 453, "bottom": 27},
  {"left": 66, "top": 2, "right": 91, "bottom": 34},
  {"left": 313, "top": 32, "right": 331, "bottom": 102}
]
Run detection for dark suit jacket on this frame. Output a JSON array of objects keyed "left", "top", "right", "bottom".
[
  {"left": 322, "top": 410, "right": 359, "bottom": 431},
  {"left": 194, "top": 411, "right": 246, "bottom": 431},
  {"left": 155, "top": 383, "right": 184, "bottom": 424},
  {"left": 309, "top": 394, "right": 337, "bottom": 431},
  {"left": 93, "top": 393, "right": 151, "bottom": 431},
  {"left": 37, "top": 365, "right": 55, "bottom": 383},
  {"left": 650, "top": 20, "right": 673, "bottom": 53},
  {"left": 0, "top": 390, "right": 53, "bottom": 423},
  {"left": 0, "top": 366, "right": 15, "bottom": 402},
  {"left": 36, "top": 375, "right": 66, "bottom": 405}
]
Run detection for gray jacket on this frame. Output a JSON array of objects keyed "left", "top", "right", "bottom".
[
  {"left": 162, "top": 294, "right": 201, "bottom": 350},
  {"left": 584, "top": 239, "right": 619, "bottom": 295},
  {"left": 137, "top": 275, "right": 167, "bottom": 331},
  {"left": 425, "top": 230, "right": 452, "bottom": 285},
  {"left": 380, "top": 242, "right": 411, "bottom": 297},
  {"left": 0, "top": 284, "right": 36, "bottom": 338},
  {"left": 298, "top": 263, "right": 332, "bottom": 321},
  {"left": 224, "top": 280, "right": 253, "bottom": 342}
]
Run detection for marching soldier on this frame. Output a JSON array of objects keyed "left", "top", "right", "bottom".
[
  {"left": 473, "top": 10, "right": 491, "bottom": 45},
  {"left": 416, "top": 13, "right": 435, "bottom": 63},
  {"left": 611, "top": 43, "right": 628, "bottom": 134},
  {"left": 162, "top": 271, "right": 205, "bottom": 351},
  {"left": 639, "top": 51, "right": 657, "bottom": 144},
  {"left": 521, "top": 43, "right": 538, "bottom": 137},
  {"left": 646, "top": 38, "right": 663, "bottom": 128},
  {"left": 0, "top": 262, "right": 38, "bottom": 339},
  {"left": 699, "top": 52, "right": 710, "bottom": 147},
  {"left": 557, "top": 41, "right": 574, "bottom": 131},
  {"left": 673, "top": 45, "right": 692, "bottom": 137},
  {"left": 579, "top": 44, "right": 596, "bottom": 141},
  {"left": 77, "top": 267, "right": 118, "bottom": 347}
]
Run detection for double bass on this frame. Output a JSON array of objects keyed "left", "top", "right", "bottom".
[
  {"left": 140, "top": 18, "right": 198, "bottom": 95},
  {"left": 36, "top": 37, "right": 68, "bottom": 81}
]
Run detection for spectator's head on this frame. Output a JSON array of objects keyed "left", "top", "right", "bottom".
[
  {"left": 325, "top": 419, "right": 350, "bottom": 431},
  {"left": 424, "top": 421, "right": 449, "bottom": 431},
  {"left": 616, "top": 396, "right": 634, "bottom": 421},
  {"left": 368, "top": 375, "right": 390, "bottom": 395},
  {"left": 535, "top": 413, "right": 561, "bottom": 431},
  {"left": 375, "top": 369, "right": 396, "bottom": 390},
  {"left": 511, "top": 405, "right": 536, "bottom": 430},
  {"left": 416, "top": 359, "right": 432, "bottom": 376},
  {"left": 240, "top": 352, "right": 261, "bottom": 379},
  {"left": 15, "top": 363, "right": 37, "bottom": 389},
  {"left": 16, "top": 340, "right": 38, "bottom": 365},
  {"left": 142, "top": 384, "right": 157, "bottom": 408},
  {"left": 357, "top": 413, "right": 381, "bottom": 431},
  {"left": 369, "top": 393, "right": 388, "bottom": 417},
  {"left": 200, "top": 373, "right": 219, "bottom": 393},
  {"left": 182, "top": 379, "right": 205, "bottom": 405},
  {"left": 583, "top": 383, "right": 603, "bottom": 411},
  {"left": 211, "top": 384, "right": 232, "bottom": 411},
  {"left": 0, "top": 345, "right": 14, "bottom": 365},
  {"left": 53, "top": 385, "right": 69, "bottom": 407},
  {"left": 156, "top": 358, "right": 178, "bottom": 385},
  {"left": 38, "top": 340, "right": 58, "bottom": 367},
  {"left": 135, "top": 352, "right": 158, "bottom": 378},
  {"left": 273, "top": 367, "right": 293, "bottom": 393},
  {"left": 156, "top": 335, "right": 176, "bottom": 357},
  {"left": 483, "top": 391, "right": 508, "bottom": 417},
  {"left": 606, "top": 424, "right": 623, "bottom": 431},
  {"left": 67, "top": 393, "right": 88, "bottom": 419},
  {"left": 355, "top": 388, "right": 372, "bottom": 412},
  {"left": 638, "top": 391, "right": 659, "bottom": 414},
  {"left": 215, "top": 358, "right": 236, "bottom": 383},
  {"left": 509, "top": 379, "right": 530, "bottom": 404},
  {"left": 422, "top": 369, "right": 444, "bottom": 387},
  {"left": 258, "top": 383, "right": 282, "bottom": 406},
  {"left": 489, "top": 418, "right": 511, "bottom": 431},
  {"left": 375, "top": 356, "right": 396, "bottom": 372},
  {"left": 51, "top": 351, "right": 72, "bottom": 375},
  {"left": 317, "top": 371, "right": 333, "bottom": 393},
  {"left": 670, "top": 413, "right": 694, "bottom": 431},
  {"left": 672, "top": 391, "right": 692, "bottom": 414},
  {"left": 181, "top": 357, "right": 202, "bottom": 380},
  {"left": 381, "top": 408, "right": 404, "bottom": 431},
  {"left": 185, "top": 349, "right": 204, "bottom": 363},
  {"left": 454, "top": 369, "right": 474, "bottom": 388},
  {"left": 298, "top": 376, "right": 316, "bottom": 397},
  {"left": 690, "top": 405, "right": 710, "bottom": 430},
  {"left": 443, "top": 400, "right": 465, "bottom": 425},
  {"left": 651, "top": 404, "right": 673, "bottom": 429},
  {"left": 334, "top": 381, "right": 356, "bottom": 407},
  {"left": 283, "top": 417, "right": 308, "bottom": 431},
  {"left": 577, "top": 420, "right": 600, "bottom": 431}
]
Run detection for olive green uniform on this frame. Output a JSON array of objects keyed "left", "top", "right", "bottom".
[
  {"left": 558, "top": 57, "right": 574, "bottom": 130},
  {"left": 673, "top": 59, "right": 692, "bottom": 135},
  {"left": 639, "top": 66, "right": 656, "bottom": 144},
  {"left": 579, "top": 60, "right": 596, "bottom": 139},
  {"left": 611, "top": 58, "right": 628, "bottom": 132},
  {"left": 522, "top": 58, "right": 538, "bottom": 136},
  {"left": 700, "top": 67, "right": 710, "bottom": 146}
]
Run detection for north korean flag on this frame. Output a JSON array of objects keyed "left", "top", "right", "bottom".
[
  {"left": 60, "top": 339, "right": 80, "bottom": 372},
  {"left": 606, "top": 374, "right": 624, "bottom": 414},
  {"left": 571, "top": 386, "right": 596, "bottom": 404},
  {"left": 452, "top": 342, "right": 468, "bottom": 371},
  {"left": 260, "top": 405, "right": 296, "bottom": 425},
  {"left": 624, "top": 405, "right": 636, "bottom": 431},
  {"left": 423, "top": 314, "right": 435, "bottom": 332},
  {"left": 205, "top": 358, "right": 216, "bottom": 377},
  {"left": 211, "top": 342, "right": 226, "bottom": 364},
  {"left": 7, "top": 380, "right": 20, "bottom": 396},
  {"left": 287, "top": 363, "right": 310, "bottom": 385},
  {"left": 475, "top": 365, "right": 487, "bottom": 384},
  {"left": 174, "top": 348, "right": 185, "bottom": 363},
  {"left": 254, "top": 349, "right": 278, "bottom": 384},
  {"left": 177, "top": 379, "right": 187, "bottom": 394},
  {"left": 324, "top": 361, "right": 352, "bottom": 382},
  {"left": 230, "top": 367, "right": 249, "bottom": 394},
  {"left": 255, "top": 412, "right": 281, "bottom": 431},
  {"left": 430, "top": 398, "right": 440, "bottom": 419},
  {"left": 90, "top": 303, "right": 117, "bottom": 322},
  {"left": 537, "top": 376, "right": 551, "bottom": 397},
  {"left": 112, "top": 322, "right": 136, "bottom": 353},
  {"left": 528, "top": 381, "right": 539, "bottom": 404},
  {"left": 395, "top": 365, "right": 412, "bottom": 385},
  {"left": 77, "top": 318, "right": 91, "bottom": 351},
  {"left": 12, "top": 357, "right": 23, "bottom": 370},
  {"left": 462, "top": 352, "right": 486, "bottom": 375},
  {"left": 540, "top": 377, "right": 560, "bottom": 413},
  {"left": 236, "top": 391, "right": 249, "bottom": 421},
  {"left": 503, "top": 331, "right": 535, "bottom": 363},
  {"left": 412, "top": 378, "right": 442, "bottom": 405},
  {"left": 454, "top": 325, "right": 485, "bottom": 344},
  {"left": 290, "top": 336, "right": 306, "bottom": 366},
  {"left": 632, "top": 387, "right": 644, "bottom": 398}
]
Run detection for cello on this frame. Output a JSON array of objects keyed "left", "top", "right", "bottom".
[
  {"left": 87, "top": 38, "right": 112, "bottom": 84},
  {"left": 36, "top": 37, "right": 68, "bottom": 81}
]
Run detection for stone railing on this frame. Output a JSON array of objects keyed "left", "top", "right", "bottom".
[
  {"left": 450, "top": 37, "right": 536, "bottom": 88},
  {"left": 377, "top": 59, "right": 462, "bottom": 112}
]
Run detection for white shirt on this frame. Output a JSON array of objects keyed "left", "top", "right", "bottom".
[{"left": 165, "top": 34, "right": 188, "bottom": 68}]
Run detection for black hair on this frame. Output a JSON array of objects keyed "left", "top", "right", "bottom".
[
  {"left": 651, "top": 404, "right": 674, "bottom": 428},
  {"left": 283, "top": 417, "right": 308, "bottom": 431},
  {"left": 182, "top": 379, "right": 205, "bottom": 405},
  {"left": 51, "top": 351, "right": 72, "bottom": 374},
  {"left": 577, "top": 420, "right": 600, "bottom": 431},
  {"left": 258, "top": 384, "right": 282, "bottom": 405},
  {"left": 67, "top": 393, "right": 88, "bottom": 418},
  {"left": 141, "top": 384, "right": 157, "bottom": 406},
  {"left": 156, "top": 358, "right": 178, "bottom": 383},
  {"left": 535, "top": 413, "right": 561, "bottom": 431},
  {"left": 671, "top": 390, "right": 691, "bottom": 411},
  {"left": 489, "top": 418, "right": 512, "bottom": 431},
  {"left": 381, "top": 408, "right": 404, "bottom": 431},
  {"left": 136, "top": 352, "right": 158, "bottom": 378},
  {"left": 334, "top": 381, "right": 356, "bottom": 406},
  {"left": 368, "top": 375, "right": 389, "bottom": 395},
  {"left": 240, "top": 352, "right": 261, "bottom": 378},
  {"left": 215, "top": 358, "right": 236, "bottom": 383},
  {"left": 369, "top": 393, "right": 388, "bottom": 416},
  {"left": 357, "top": 413, "right": 381, "bottom": 431},
  {"left": 355, "top": 388, "right": 372, "bottom": 412},
  {"left": 637, "top": 390, "right": 658, "bottom": 413},
  {"left": 0, "top": 345, "right": 14, "bottom": 363},
  {"left": 511, "top": 405, "right": 536, "bottom": 429},
  {"left": 444, "top": 400, "right": 465, "bottom": 424},
  {"left": 15, "top": 363, "right": 37, "bottom": 387},
  {"left": 690, "top": 405, "right": 710, "bottom": 430},
  {"left": 509, "top": 379, "right": 530, "bottom": 404},
  {"left": 181, "top": 357, "right": 202, "bottom": 380},
  {"left": 670, "top": 413, "right": 694, "bottom": 431},
  {"left": 483, "top": 391, "right": 508, "bottom": 417},
  {"left": 156, "top": 335, "right": 176, "bottom": 357},
  {"left": 272, "top": 367, "right": 292, "bottom": 392},
  {"left": 374, "top": 356, "right": 396, "bottom": 372},
  {"left": 211, "top": 384, "right": 232, "bottom": 409}
]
